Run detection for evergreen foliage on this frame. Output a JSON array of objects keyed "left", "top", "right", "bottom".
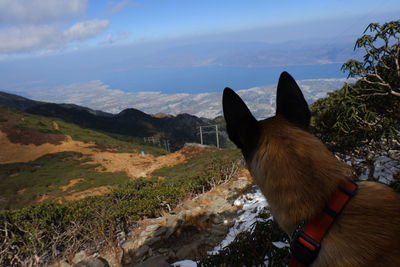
[{"left": 311, "top": 20, "right": 400, "bottom": 153}]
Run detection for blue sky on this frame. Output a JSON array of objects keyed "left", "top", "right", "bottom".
[
  {"left": 0, "top": 0, "right": 399, "bottom": 94},
  {"left": 90, "top": 0, "right": 398, "bottom": 43}
]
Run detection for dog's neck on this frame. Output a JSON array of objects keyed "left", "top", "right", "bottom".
[{"left": 249, "top": 117, "right": 351, "bottom": 234}]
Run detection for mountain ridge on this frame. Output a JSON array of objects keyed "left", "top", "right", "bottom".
[
  {"left": 8, "top": 78, "right": 354, "bottom": 120},
  {"left": 0, "top": 91, "right": 229, "bottom": 150}
]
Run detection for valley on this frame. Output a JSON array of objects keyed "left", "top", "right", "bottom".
[
  {"left": 0, "top": 78, "right": 399, "bottom": 266},
  {"left": 0, "top": 99, "right": 247, "bottom": 266},
  {"left": 0, "top": 105, "right": 222, "bottom": 209}
]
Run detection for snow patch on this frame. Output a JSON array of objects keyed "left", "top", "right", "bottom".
[
  {"left": 272, "top": 241, "right": 290, "bottom": 249},
  {"left": 209, "top": 186, "right": 269, "bottom": 254},
  {"left": 172, "top": 260, "right": 198, "bottom": 267},
  {"left": 373, "top": 156, "right": 399, "bottom": 184}
]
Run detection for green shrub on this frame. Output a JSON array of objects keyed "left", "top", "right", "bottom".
[
  {"left": 310, "top": 83, "right": 399, "bottom": 153},
  {"left": 0, "top": 152, "right": 130, "bottom": 210},
  {"left": 311, "top": 21, "right": 400, "bottom": 154},
  {"left": 0, "top": 149, "right": 241, "bottom": 265}
]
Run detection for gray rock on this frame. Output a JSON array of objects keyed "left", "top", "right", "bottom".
[
  {"left": 121, "top": 240, "right": 136, "bottom": 251},
  {"left": 153, "top": 226, "right": 167, "bottom": 237},
  {"left": 135, "top": 245, "right": 150, "bottom": 258},
  {"left": 60, "top": 261, "right": 72, "bottom": 267},
  {"left": 225, "top": 219, "right": 235, "bottom": 228},
  {"left": 177, "top": 210, "right": 189, "bottom": 221},
  {"left": 135, "top": 236, "right": 147, "bottom": 248},
  {"left": 211, "top": 215, "right": 223, "bottom": 224},
  {"left": 73, "top": 257, "right": 109, "bottom": 267},
  {"left": 145, "top": 236, "right": 162, "bottom": 246},
  {"left": 133, "top": 255, "right": 171, "bottom": 267},
  {"left": 50, "top": 260, "right": 71, "bottom": 267},
  {"left": 163, "top": 228, "right": 176, "bottom": 239},
  {"left": 168, "top": 250, "right": 176, "bottom": 259},
  {"left": 197, "top": 213, "right": 210, "bottom": 223},
  {"left": 207, "top": 225, "right": 228, "bottom": 236},
  {"left": 145, "top": 224, "right": 160, "bottom": 232},
  {"left": 175, "top": 242, "right": 199, "bottom": 259},
  {"left": 101, "top": 248, "right": 123, "bottom": 267},
  {"left": 72, "top": 251, "right": 88, "bottom": 264},
  {"left": 165, "top": 215, "right": 179, "bottom": 228},
  {"left": 157, "top": 248, "right": 170, "bottom": 255}
]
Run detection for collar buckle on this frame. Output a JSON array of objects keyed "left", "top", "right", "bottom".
[{"left": 291, "top": 232, "right": 320, "bottom": 266}]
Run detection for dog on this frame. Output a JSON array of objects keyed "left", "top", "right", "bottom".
[{"left": 222, "top": 72, "right": 400, "bottom": 266}]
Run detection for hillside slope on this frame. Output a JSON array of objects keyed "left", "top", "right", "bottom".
[
  {"left": 0, "top": 106, "right": 226, "bottom": 210},
  {"left": 0, "top": 91, "right": 228, "bottom": 150},
  {"left": 0, "top": 91, "right": 45, "bottom": 110},
  {"left": 26, "top": 104, "right": 219, "bottom": 150}
]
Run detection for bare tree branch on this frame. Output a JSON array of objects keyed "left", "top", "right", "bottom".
[
  {"left": 395, "top": 45, "right": 400, "bottom": 77},
  {"left": 360, "top": 77, "right": 392, "bottom": 89},
  {"left": 390, "top": 90, "right": 400, "bottom": 97}
]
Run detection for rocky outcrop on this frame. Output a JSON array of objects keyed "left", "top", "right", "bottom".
[{"left": 57, "top": 171, "right": 253, "bottom": 267}]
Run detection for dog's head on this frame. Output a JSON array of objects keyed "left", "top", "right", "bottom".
[
  {"left": 222, "top": 71, "right": 311, "bottom": 165},
  {"left": 223, "top": 73, "right": 352, "bottom": 229}
]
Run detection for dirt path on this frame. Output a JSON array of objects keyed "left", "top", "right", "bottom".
[
  {"left": 0, "top": 130, "right": 214, "bottom": 204},
  {"left": 91, "top": 151, "right": 186, "bottom": 178},
  {"left": 0, "top": 132, "right": 96, "bottom": 164},
  {"left": 60, "top": 178, "right": 85, "bottom": 192},
  {"left": 0, "top": 131, "right": 188, "bottom": 179}
]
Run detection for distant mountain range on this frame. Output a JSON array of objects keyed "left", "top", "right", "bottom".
[
  {"left": 11, "top": 78, "right": 353, "bottom": 119},
  {"left": 0, "top": 91, "right": 228, "bottom": 150},
  {"left": 0, "top": 78, "right": 352, "bottom": 149}
]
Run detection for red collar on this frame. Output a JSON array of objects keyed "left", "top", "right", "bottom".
[{"left": 289, "top": 179, "right": 358, "bottom": 267}]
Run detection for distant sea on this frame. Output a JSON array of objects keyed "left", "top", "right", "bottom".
[{"left": 101, "top": 63, "right": 346, "bottom": 94}]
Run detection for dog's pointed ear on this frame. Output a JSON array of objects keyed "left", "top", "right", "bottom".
[
  {"left": 223, "top": 87, "right": 259, "bottom": 157},
  {"left": 276, "top": 71, "right": 311, "bottom": 129}
]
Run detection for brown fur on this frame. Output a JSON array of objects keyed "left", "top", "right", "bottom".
[{"left": 248, "top": 116, "right": 400, "bottom": 266}]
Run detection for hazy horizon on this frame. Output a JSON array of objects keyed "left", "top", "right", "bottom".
[{"left": 0, "top": 0, "right": 399, "bottom": 95}]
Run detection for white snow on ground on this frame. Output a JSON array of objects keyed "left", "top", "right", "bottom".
[
  {"left": 272, "top": 241, "right": 290, "bottom": 249},
  {"left": 172, "top": 260, "right": 198, "bottom": 267},
  {"left": 172, "top": 186, "right": 269, "bottom": 266},
  {"left": 373, "top": 156, "right": 400, "bottom": 184},
  {"left": 344, "top": 149, "right": 400, "bottom": 183},
  {"left": 209, "top": 186, "right": 269, "bottom": 254}
]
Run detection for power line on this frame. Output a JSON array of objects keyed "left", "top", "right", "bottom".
[{"left": 197, "top": 125, "right": 220, "bottom": 148}]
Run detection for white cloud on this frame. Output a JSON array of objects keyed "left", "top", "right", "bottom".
[
  {"left": 100, "top": 32, "right": 130, "bottom": 44},
  {"left": 0, "top": 0, "right": 111, "bottom": 54},
  {"left": 0, "top": 25, "right": 59, "bottom": 53},
  {"left": 0, "top": 20, "right": 110, "bottom": 54},
  {"left": 0, "top": 0, "right": 87, "bottom": 24},
  {"left": 64, "top": 20, "right": 111, "bottom": 41},
  {"left": 106, "top": 0, "right": 135, "bottom": 14}
]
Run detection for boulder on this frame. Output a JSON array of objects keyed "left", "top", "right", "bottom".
[
  {"left": 73, "top": 257, "right": 109, "bottom": 267},
  {"left": 133, "top": 255, "right": 171, "bottom": 267}
]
